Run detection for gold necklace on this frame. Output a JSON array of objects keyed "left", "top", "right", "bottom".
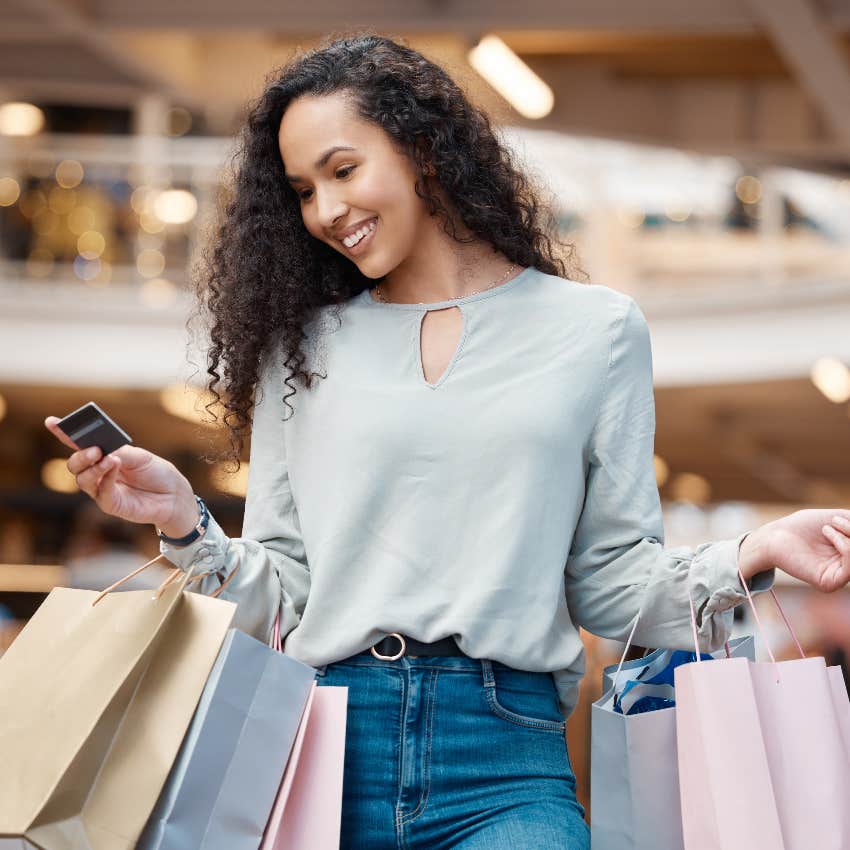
[{"left": 374, "top": 263, "right": 518, "bottom": 304}]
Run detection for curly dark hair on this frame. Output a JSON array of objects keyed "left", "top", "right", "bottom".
[{"left": 190, "top": 31, "right": 584, "bottom": 470}]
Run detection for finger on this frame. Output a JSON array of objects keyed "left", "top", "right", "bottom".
[
  {"left": 44, "top": 416, "right": 81, "bottom": 452},
  {"left": 67, "top": 446, "right": 103, "bottom": 476},
  {"left": 821, "top": 526, "right": 850, "bottom": 590},
  {"left": 105, "top": 444, "right": 149, "bottom": 469},
  {"left": 75, "top": 454, "right": 116, "bottom": 497},
  {"left": 93, "top": 456, "right": 121, "bottom": 504},
  {"left": 831, "top": 514, "right": 850, "bottom": 536},
  {"left": 824, "top": 523, "right": 850, "bottom": 549},
  {"left": 823, "top": 525, "right": 850, "bottom": 568}
]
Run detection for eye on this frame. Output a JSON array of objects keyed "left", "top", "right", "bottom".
[{"left": 296, "top": 165, "right": 355, "bottom": 203}]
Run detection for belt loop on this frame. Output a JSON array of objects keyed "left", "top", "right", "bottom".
[{"left": 481, "top": 658, "right": 494, "bottom": 687}]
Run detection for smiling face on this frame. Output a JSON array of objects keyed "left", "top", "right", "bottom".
[{"left": 278, "top": 91, "right": 438, "bottom": 279}]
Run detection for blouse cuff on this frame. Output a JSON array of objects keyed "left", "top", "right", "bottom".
[
  {"left": 158, "top": 509, "right": 231, "bottom": 581},
  {"left": 690, "top": 530, "right": 776, "bottom": 641}
]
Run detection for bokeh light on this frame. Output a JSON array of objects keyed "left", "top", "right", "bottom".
[
  {"left": 0, "top": 102, "right": 45, "bottom": 136},
  {"left": 0, "top": 177, "right": 21, "bottom": 206},
  {"left": 41, "top": 458, "right": 79, "bottom": 494}
]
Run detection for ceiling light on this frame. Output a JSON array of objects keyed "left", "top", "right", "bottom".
[{"left": 468, "top": 35, "right": 554, "bottom": 119}]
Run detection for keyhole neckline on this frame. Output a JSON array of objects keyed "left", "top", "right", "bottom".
[{"left": 360, "top": 265, "right": 534, "bottom": 311}]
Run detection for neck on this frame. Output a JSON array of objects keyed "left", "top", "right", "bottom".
[{"left": 379, "top": 241, "right": 516, "bottom": 304}]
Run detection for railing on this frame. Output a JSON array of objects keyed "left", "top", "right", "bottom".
[{"left": 2, "top": 130, "right": 850, "bottom": 300}]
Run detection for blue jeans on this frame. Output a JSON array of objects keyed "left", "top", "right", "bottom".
[{"left": 314, "top": 653, "right": 590, "bottom": 849}]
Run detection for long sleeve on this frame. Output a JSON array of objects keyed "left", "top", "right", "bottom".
[
  {"left": 564, "top": 295, "right": 775, "bottom": 652},
  {"left": 159, "top": 348, "right": 311, "bottom": 644}
]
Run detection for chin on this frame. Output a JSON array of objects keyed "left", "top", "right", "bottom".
[{"left": 353, "top": 254, "right": 397, "bottom": 280}]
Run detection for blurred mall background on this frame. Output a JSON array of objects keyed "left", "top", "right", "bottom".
[{"left": 1, "top": 0, "right": 849, "bottom": 816}]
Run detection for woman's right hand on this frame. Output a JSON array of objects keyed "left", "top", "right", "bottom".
[{"left": 44, "top": 416, "right": 201, "bottom": 537}]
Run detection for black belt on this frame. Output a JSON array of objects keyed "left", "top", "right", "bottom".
[{"left": 360, "top": 632, "right": 465, "bottom": 659}]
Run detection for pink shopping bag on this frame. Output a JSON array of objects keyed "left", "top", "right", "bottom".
[
  {"left": 675, "top": 574, "right": 850, "bottom": 850},
  {"left": 828, "top": 665, "right": 850, "bottom": 763},
  {"left": 260, "top": 612, "right": 348, "bottom": 850}
]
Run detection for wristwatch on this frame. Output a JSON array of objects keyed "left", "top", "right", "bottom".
[{"left": 156, "top": 495, "right": 210, "bottom": 547}]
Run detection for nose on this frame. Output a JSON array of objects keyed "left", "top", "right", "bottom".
[{"left": 316, "top": 187, "right": 348, "bottom": 232}]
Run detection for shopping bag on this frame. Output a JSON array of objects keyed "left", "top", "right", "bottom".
[
  {"left": 675, "top": 582, "right": 850, "bottom": 850},
  {"left": 0, "top": 555, "right": 235, "bottom": 850},
  {"left": 137, "top": 626, "right": 318, "bottom": 849},
  {"left": 259, "top": 613, "right": 348, "bottom": 850},
  {"left": 591, "top": 626, "right": 754, "bottom": 850},
  {"left": 260, "top": 684, "right": 348, "bottom": 850},
  {"left": 828, "top": 665, "right": 850, "bottom": 762}
]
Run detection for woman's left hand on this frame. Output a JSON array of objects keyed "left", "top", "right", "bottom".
[{"left": 746, "top": 508, "right": 850, "bottom": 592}]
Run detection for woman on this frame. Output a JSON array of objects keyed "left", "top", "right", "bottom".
[{"left": 46, "top": 34, "right": 850, "bottom": 849}]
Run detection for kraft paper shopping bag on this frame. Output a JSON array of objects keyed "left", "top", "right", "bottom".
[{"left": 0, "top": 556, "right": 235, "bottom": 850}]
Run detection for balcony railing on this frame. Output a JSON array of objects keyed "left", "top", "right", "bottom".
[{"left": 2, "top": 130, "right": 850, "bottom": 300}]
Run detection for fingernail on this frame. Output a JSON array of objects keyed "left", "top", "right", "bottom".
[{"left": 833, "top": 515, "right": 849, "bottom": 526}]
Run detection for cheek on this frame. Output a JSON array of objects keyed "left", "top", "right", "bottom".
[{"left": 301, "top": 210, "right": 325, "bottom": 242}]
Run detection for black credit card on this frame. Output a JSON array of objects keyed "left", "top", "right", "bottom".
[{"left": 56, "top": 401, "right": 132, "bottom": 455}]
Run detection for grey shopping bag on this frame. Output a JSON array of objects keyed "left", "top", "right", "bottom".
[
  {"left": 138, "top": 627, "right": 317, "bottom": 850},
  {"left": 590, "top": 635, "right": 754, "bottom": 850}
]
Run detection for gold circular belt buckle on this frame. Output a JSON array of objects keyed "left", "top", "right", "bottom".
[{"left": 371, "top": 632, "right": 406, "bottom": 660}]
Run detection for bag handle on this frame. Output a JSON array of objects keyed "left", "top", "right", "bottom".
[
  {"left": 91, "top": 552, "right": 240, "bottom": 606},
  {"left": 686, "top": 567, "right": 805, "bottom": 667},
  {"left": 270, "top": 609, "right": 282, "bottom": 652},
  {"left": 609, "top": 596, "right": 733, "bottom": 691}
]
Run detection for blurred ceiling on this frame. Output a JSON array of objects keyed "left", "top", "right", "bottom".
[{"left": 3, "top": 0, "right": 850, "bottom": 168}]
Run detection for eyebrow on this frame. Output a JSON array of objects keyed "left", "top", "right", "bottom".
[{"left": 284, "top": 145, "right": 357, "bottom": 183}]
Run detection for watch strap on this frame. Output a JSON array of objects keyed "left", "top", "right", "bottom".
[{"left": 157, "top": 495, "right": 209, "bottom": 547}]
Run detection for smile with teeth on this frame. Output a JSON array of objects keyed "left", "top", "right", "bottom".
[{"left": 342, "top": 219, "right": 377, "bottom": 248}]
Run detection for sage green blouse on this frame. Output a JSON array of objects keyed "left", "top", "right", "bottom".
[{"left": 160, "top": 266, "right": 774, "bottom": 719}]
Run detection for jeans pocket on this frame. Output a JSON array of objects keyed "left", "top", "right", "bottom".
[{"left": 481, "top": 659, "right": 566, "bottom": 734}]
